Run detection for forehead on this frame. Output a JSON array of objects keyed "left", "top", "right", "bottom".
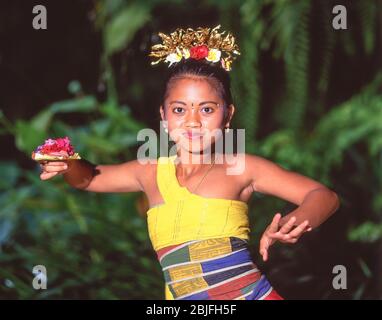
[{"left": 166, "top": 77, "right": 221, "bottom": 102}]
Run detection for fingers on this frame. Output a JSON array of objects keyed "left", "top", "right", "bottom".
[
  {"left": 259, "top": 237, "right": 270, "bottom": 262},
  {"left": 40, "top": 171, "right": 59, "bottom": 180},
  {"left": 40, "top": 162, "right": 68, "bottom": 172},
  {"left": 288, "top": 220, "right": 310, "bottom": 238},
  {"left": 267, "top": 219, "right": 310, "bottom": 243},
  {"left": 268, "top": 213, "right": 282, "bottom": 233},
  {"left": 267, "top": 231, "right": 293, "bottom": 242},
  {"left": 278, "top": 216, "right": 296, "bottom": 234},
  {"left": 39, "top": 161, "right": 68, "bottom": 180},
  {"left": 261, "top": 248, "right": 268, "bottom": 262}
]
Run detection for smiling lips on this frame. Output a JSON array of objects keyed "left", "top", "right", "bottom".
[{"left": 183, "top": 131, "right": 204, "bottom": 140}]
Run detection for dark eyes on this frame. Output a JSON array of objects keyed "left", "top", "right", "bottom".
[
  {"left": 173, "top": 107, "right": 184, "bottom": 114},
  {"left": 172, "top": 106, "right": 215, "bottom": 114},
  {"left": 202, "top": 107, "right": 214, "bottom": 113}
]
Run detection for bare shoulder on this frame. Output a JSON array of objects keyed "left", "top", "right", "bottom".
[
  {"left": 243, "top": 153, "right": 284, "bottom": 179},
  {"left": 243, "top": 153, "right": 326, "bottom": 205}
]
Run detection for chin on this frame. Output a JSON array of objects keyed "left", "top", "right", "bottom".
[{"left": 178, "top": 138, "right": 213, "bottom": 154}]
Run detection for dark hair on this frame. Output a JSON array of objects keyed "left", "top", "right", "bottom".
[{"left": 161, "top": 59, "right": 233, "bottom": 109}]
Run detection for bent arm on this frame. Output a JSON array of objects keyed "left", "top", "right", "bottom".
[
  {"left": 278, "top": 188, "right": 339, "bottom": 229},
  {"left": 63, "top": 159, "right": 144, "bottom": 193},
  {"left": 246, "top": 154, "right": 340, "bottom": 229}
]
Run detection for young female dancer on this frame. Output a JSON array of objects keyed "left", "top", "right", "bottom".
[{"left": 38, "top": 26, "right": 339, "bottom": 300}]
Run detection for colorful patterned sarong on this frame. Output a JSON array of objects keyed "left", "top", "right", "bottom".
[{"left": 157, "top": 237, "right": 283, "bottom": 300}]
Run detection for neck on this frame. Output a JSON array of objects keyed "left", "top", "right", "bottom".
[{"left": 174, "top": 149, "right": 217, "bottom": 176}]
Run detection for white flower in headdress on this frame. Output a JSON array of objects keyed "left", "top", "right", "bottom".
[
  {"left": 165, "top": 52, "right": 182, "bottom": 66},
  {"left": 206, "top": 48, "right": 221, "bottom": 63}
]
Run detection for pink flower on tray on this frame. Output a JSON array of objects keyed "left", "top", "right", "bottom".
[{"left": 32, "top": 136, "right": 81, "bottom": 161}]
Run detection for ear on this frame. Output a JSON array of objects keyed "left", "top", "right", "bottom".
[
  {"left": 159, "top": 105, "right": 166, "bottom": 121},
  {"left": 224, "top": 104, "right": 235, "bottom": 128}
]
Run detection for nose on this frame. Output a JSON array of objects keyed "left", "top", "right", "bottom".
[{"left": 185, "top": 109, "right": 201, "bottom": 129}]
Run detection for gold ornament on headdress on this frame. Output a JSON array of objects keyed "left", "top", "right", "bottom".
[{"left": 149, "top": 25, "right": 240, "bottom": 71}]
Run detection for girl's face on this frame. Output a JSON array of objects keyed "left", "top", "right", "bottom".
[{"left": 160, "top": 77, "right": 234, "bottom": 154}]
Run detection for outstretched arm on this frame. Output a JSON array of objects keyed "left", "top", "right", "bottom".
[{"left": 40, "top": 158, "right": 146, "bottom": 193}]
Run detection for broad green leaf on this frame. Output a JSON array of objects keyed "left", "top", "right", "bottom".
[
  {"left": 30, "top": 109, "right": 53, "bottom": 131},
  {"left": 49, "top": 96, "right": 97, "bottom": 113},
  {"left": 15, "top": 120, "right": 46, "bottom": 154},
  {"left": 104, "top": 3, "right": 150, "bottom": 55}
]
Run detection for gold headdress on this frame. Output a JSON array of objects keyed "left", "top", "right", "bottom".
[{"left": 149, "top": 25, "right": 240, "bottom": 71}]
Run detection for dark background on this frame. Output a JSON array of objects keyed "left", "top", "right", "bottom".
[{"left": 0, "top": 0, "right": 381, "bottom": 299}]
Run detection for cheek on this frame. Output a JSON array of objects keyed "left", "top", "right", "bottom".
[
  {"left": 202, "top": 112, "right": 225, "bottom": 127},
  {"left": 166, "top": 115, "right": 181, "bottom": 129}
]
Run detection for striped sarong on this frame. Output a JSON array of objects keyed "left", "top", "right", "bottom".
[{"left": 157, "top": 237, "right": 283, "bottom": 300}]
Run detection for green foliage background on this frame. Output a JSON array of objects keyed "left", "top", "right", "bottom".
[{"left": 0, "top": 0, "right": 381, "bottom": 299}]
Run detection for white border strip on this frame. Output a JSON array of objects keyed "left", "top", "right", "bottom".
[
  {"left": 162, "top": 247, "right": 248, "bottom": 271},
  {"left": 175, "top": 268, "right": 259, "bottom": 300},
  {"left": 159, "top": 240, "right": 200, "bottom": 263},
  {"left": 167, "top": 262, "right": 258, "bottom": 285}
]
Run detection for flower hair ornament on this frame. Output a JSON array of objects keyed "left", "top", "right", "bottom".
[{"left": 149, "top": 25, "right": 240, "bottom": 71}]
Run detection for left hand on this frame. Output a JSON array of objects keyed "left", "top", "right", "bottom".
[{"left": 259, "top": 213, "right": 311, "bottom": 262}]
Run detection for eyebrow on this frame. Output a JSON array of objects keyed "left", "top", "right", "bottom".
[{"left": 168, "top": 100, "right": 220, "bottom": 106}]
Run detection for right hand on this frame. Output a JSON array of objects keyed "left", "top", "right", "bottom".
[
  {"left": 259, "top": 213, "right": 310, "bottom": 262},
  {"left": 39, "top": 161, "right": 70, "bottom": 180}
]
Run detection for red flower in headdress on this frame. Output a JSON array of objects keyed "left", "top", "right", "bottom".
[{"left": 190, "top": 45, "right": 209, "bottom": 60}]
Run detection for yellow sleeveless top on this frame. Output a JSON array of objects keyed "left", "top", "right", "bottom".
[{"left": 146, "top": 155, "right": 250, "bottom": 251}]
